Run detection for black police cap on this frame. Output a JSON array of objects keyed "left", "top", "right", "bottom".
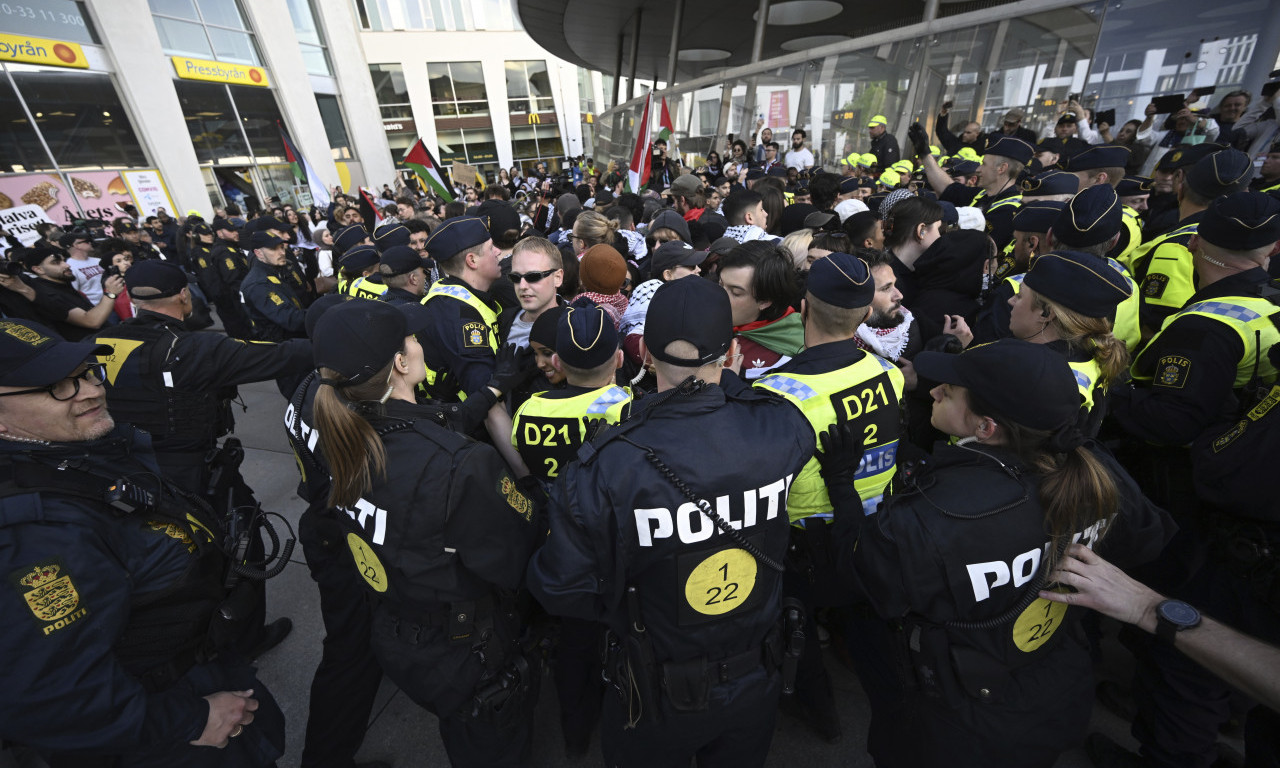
[
  {"left": 374, "top": 223, "right": 410, "bottom": 250},
  {"left": 985, "top": 136, "right": 1035, "bottom": 165},
  {"left": 1185, "top": 149, "right": 1253, "bottom": 200},
  {"left": 807, "top": 251, "right": 874, "bottom": 309},
  {"left": 529, "top": 306, "right": 566, "bottom": 349},
  {"left": 1023, "top": 250, "right": 1131, "bottom": 318},
  {"left": 124, "top": 259, "right": 187, "bottom": 299},
  {"left": 1115, "top": 176, "right": 1154, "bottom": 197},
  {"left": 1197, "top": 191, "right": 1280, "bottom": 251},
  {"left": 1153, "top": 142, "right": 1228, "bottom": 173},
  {"left": 643, "top": 276, "right": 733, "bottom": 367},
  {"left": 557, "top": 297, "right": 620, "bottom": 370},
  {"left": 1021, "top": 170, "right": 1079, "bottom": 197},
  {"left": 338, "top": 244, "right": 379, "bottom": 274},
  {"left": 332, "top": 225, "right": 370, "bottom": 257},
  {"left": 1065, "top": 144, "right": 1131, "bottom": 172},
  {"left": 249, "top": 231, "right": 288, "bottom": 250},
  {"left": 212, "top": 217, "right": 238, "bottom": 233},
  {"left": 1052, "top": 184, "right": 1123, "bottom": 248},
  {"left": 1012, "top": 201, "right": 1066, "bottom": 234},
  {"left": 424, "top": 216, "right": 490, "bottom": 262},
  {"left": 378, "top": 245, "right": 427, "bottom": 277},
  {"left": 0, "top": 319, "right": 110, "bottom": 388},
  {"left": 313, "top": 299, "right": 431, "bottom": 386}
]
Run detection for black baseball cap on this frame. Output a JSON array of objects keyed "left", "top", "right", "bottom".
[
  {"left": 0, "top": 319, "right": 110, "bottom": 387},
  {"left": 249, "top": 231, "right": 287, "bottom": 250},
  {"left": 125, "top": 260, "right": 188, "bottom": 299},
  {"left": 312, "top": 299, "right": 431, "bottom": 385},
  {"left": 913, "top": 339, "right": 1081, "bottom": 431},
  {"left": 643, "top": 275, "right": 732, "bottom": 366},
  {"left": 212, "top": 217, "right": 239, "bottom": 233},
  {"left": 651, "top": 241, "right": 705, "bottom": 275},
  {"left": 378, "top": 245, "right": 428, "bottom": 276},
  {"left": 57, "top": 231, "right": 90, "bottom": 248}
]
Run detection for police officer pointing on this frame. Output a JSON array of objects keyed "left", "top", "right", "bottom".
[{"left": 528, "top": 276, "right": 814, "bottom": 767}]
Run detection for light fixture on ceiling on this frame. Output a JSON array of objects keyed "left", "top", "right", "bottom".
[
  {"left": 779, "top": 35, "right": 851, "bottom": 52},
  {"left": 753, "top": 1, "right": 842, "bottom": 25},
  {"left": 678, "top": 48, "right": 732, "bottom": 61}
]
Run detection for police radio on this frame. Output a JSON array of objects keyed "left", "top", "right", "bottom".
[{"left": 104, "top": 481, "right": 156, "bottom": 516}]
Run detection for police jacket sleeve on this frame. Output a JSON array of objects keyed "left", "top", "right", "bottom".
[
  {"left": 526, "top": 459, "right": 618, "bottom": 623},
  {"left": 244, "top": 281, "right": 307, "bottom": 336},
  {"left": 0, "top": 522, "right": 207, "bottom": 751},
  {"left": 1110, "top": 315, "right": 1244, "bottom": 446},
  {"left": 843, "top": 499, "right": 937, "bottom": 618},
  {"left": 1087, "top": 443, "right": 1177, "bottom": 567},
  {"left": 181, "top": 335, "right": 313, "bottom": 390},
  {"left": 935, "top": 113, "right": 962, "bottom": 155},
  {"left": 429, "top": 440, "right": 540, "bottom": 591}
]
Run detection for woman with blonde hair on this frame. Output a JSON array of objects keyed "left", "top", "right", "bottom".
[{"left": 570, "top": 210, "right": 620, "bottom": 256}]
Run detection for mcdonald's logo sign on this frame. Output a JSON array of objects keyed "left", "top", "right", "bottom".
[
  {"left": 585, "top": 113, "right": 594, "bottom": 124},
  {"left": 528, "top": 113, "right": 541, "bottom": 124}
]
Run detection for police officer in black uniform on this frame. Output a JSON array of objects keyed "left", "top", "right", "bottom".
[
  {"left": 378, "top": 245, "right": 431, "bottom": 305},
  {"left": 210, "top": 217, "right": 254, "bottom": 339},
  {"left": 912, "top": 128, "right": 1031, "bottom": 251},
  {"left": 527, "top": 276, "right": 815, "bottom": 768},
  {"left": 240, "top": 231, "right": 307, "bottom": 343},
  {"left": 830, "top": 339, "right": 1173, "bottom": 768},
  {"left": 307, "top": 299, "right": 541, "bottom": 767},
  {"left": 0, "top": 319, "right": 286, "bottom": 766}
]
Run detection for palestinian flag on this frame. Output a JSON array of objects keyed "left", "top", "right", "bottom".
[
  {"left": 658, "top": 97, "right": 676, "bottom": 156},
  {"left": 278, "top": 123, "right": 331, "bottom": 208},
  {"left": 626, "top": 94, "right": 654, "bottom": 194},
  {"left": 404, "top": 138, "right": 454, "bottom": 202}
]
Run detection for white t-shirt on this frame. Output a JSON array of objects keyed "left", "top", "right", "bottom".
[
  {"left": 68, "top": 257, "right": 104, "bottom": 303},
  {"left": 506, "top": 313, "right": 534, "bottom": 349},
  {"left": 785, "top": 147, "right": 815, "bottom": 170}
]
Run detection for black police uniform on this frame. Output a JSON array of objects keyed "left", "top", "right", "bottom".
[
  {"left": 419, "top": 275, "right": 502, "bottom": 401},
  {"left": 334, "top": 398, "right": 542, "bottom": 767},
  {"left": 527, "top": 377, "right": 814, "bottom": 768},
  {"left": 941, "top": 182, "right": 1023, "bottom": 251},
  {"left": 240, "top": 258, "right": 307, "bottom": 343},
  {"left": 870, "top": 132, "right": 901, "bottom": 169},
  {"left": 0, "top": 426, "right": 286, "bottom": 767},
  {"left": 381, "top": 285, "right": 423, "bottom": 305},
  {"left": 210, "top": 237, "right": 254, "bottom": 339},
  {"left": 834, "top": 440, "right": 1174, "bottom": 768}
]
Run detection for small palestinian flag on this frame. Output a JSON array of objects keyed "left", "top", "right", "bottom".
[
  {"left": 658, "top": 97, "right": 676, "bottom": 155},
  {"left": 404, "top": 138, "right": 454, "bottom": 202}
]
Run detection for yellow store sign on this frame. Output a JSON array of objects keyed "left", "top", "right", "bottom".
[
  {"left": 171, "top": 56, "right": 269, "bottom": 87},
  {"left": 0, "top": 34, "right": 87, "bottom": 69}
]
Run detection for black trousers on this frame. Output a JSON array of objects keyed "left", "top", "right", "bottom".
[
  {"left": 600, "top": 666, "right": 780, "bottom": 768},
  {"left": 298, "top": 509, "right": 383, "bottom": 768},
  {"left": 552, "top": 617, "right": 605, "bottom": 752}
]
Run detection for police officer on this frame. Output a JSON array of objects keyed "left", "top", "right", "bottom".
[
  {"left": 832, "top": 339, "right": 1173, "bottom": 768},
  {"left": 241, "top": 230, "right": 307, "bottom": 344},
  {"left": 309, "top": 299, "right": 541, "bottom": 767},
  {"left": 0, "top": 319, "right": 285, "bottom": 766},
  {"left": 975, "top": 201, "right": 1064, "bottom": 343},
  {"left": 336, "top": 244, "right": 383, "bottom": 300},
  {"left": 210, "top": 217, "right": 254, "bottom": 339},
  {"left": 527, "top": 276, "right": 814, "bottom": 767},
  {"left": 377, "top": 245, "right": 431, "bottom": 305},
  {"left": 913, "top": 128, "right": 1030, "bottom": 251},
  {"left": 1113, "top": 175, "right": 1154, "bottom": 267},
  {"left": 1095, "top": 191, "right": 1280, "bottom": 768},
  {"left": 867, "top": 115, "right": 901, "bottom": 169},
  {"left": 1130, "top": 149, "right": 1253, "bottom": 335}
]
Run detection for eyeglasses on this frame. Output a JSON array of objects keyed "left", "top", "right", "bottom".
[
  {"left": 0, "top": 363, "right": 107, "bottom": 401},
  {"left": 508, "top": 268, "right": 559, "bottom": 284}
]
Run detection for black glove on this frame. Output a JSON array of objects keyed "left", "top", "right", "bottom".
[
  {"left": 814, "top": 421, "right": 865, "bottom": 487},
  {"left": 907, "top": 122, "right": 931, "bottom": 158},
  {"left": 487, "top": 343, "right": 538, "bottom": 394}
]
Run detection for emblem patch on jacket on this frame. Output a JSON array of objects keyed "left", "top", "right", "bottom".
[
  {"left": 147, "top": 520, "right": 195, "bottom": 552},
  {"left": 12, "top": 561, "right": 88, "bottom": 635},
  {"left": 1141, "top": 273, "right": 1168, "bottom": 299},
  {"left": 498, "top": 475, "right": 533, "bottom": 522},
  {"left": 1155, "top": 355, "right": 1191, "bottom": 389},
  {"left": 463, "top": 321, "right": 488, "bottom": 349}
]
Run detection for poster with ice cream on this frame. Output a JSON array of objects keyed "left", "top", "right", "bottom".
[{"left": 0, "top": 170, "right": 168, "bottom": 228}]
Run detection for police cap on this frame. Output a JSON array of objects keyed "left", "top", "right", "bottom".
[
  {"left": 0, "top": 318, "right": 111, "bottom": 388},
  {"left": 767, "top": 166, "right": 789, "bottom": 178},
  {"left": 1115, "top": 175, "right": 1154, "bottom": 197},
  {"left": 249, "top": 230, "right": 288, "bottom": 250},
  {"left": 745, "top": 168, "right": 766, "bottom": 181},
  {"left": 1022, "top": 170, "right": 1080, "bottom": 198},
  {"left": 913, "top": 338, "right": 1081, "bottom": 432},
  {"left": 1012, "top": 201, "right": 1067, "bottom": 234},
  {"left": 779, "top": 203, "right": 819, "bottom": 236},
  {"left": 124, "top": 259, "right": 188, "bottom": 299},
  {"left": 948, "top": 159, "right": 980, "bottom": 177},
  {"left": 936, "top": 201, "right": 959, "bottom": 226},
  {"left": 256, "top": 215, "right": 289, "bottom": 233},
  {"left": 338, "top": 244, "right": 379, "bottom": 274},
  {"left": 1153, "top": 142, "right": 1228, "bottom": 173},
  {"left": 857, "top": 153, "right": 876, "bottom": 168},
  {"left": 1184, "top": 148, "right": 1253, "bottom": 200},
  {"left": 878, "top": 169, "right": 901, "bottom": 188},
  {"left": 839, "top": 177, "right": 861, "bottom": 195},
  {"left": 332, "top": 225, "right": 369, "bottom": 258},
  {"left": 313, "top": 299, "right": 431, "bottom": 386},
  {"left": 985, "top": 136, "right": 1034, "bottom": 165},
  {"left": 644, "top": 276, "right": 733, "bottom": 367},
  {"left": 1065, "top": 145, "right": 1131, "bottom": 172},
  {"left": 1197, "top": 191, "right": 1280, "bottom": 252},
  {"left": 955, "top": 147, "right": 983, "bottom": 162},
  {"left": 529, "top": 305, "right": 565, "bottom": 349},
  {"left": 478, "top": 200, "right": 521, "bottom": 239},
  {"left": 858, "top": 176, "right": 877, "bottom": 190},
  {"left": 424, "top": 216, "right": 490, "bottom": 262},
  {"left": 305, "top": 293, "right": 347, "bottom": 338},
  {"left": 1023, "top": 250, "right": 1131, "bottom": 318},
  {"left": 867, "top": 115, "right": 888, "bottom": 128},
  {"left": 374, "top": 223, "right": 410, "bottom": 250},
  {"left": 807, "top": 251, "right": 874, "bottom": 308},
  {"left": 557, "top": 297, "right": 620, "bottom": 370},
  {"left": 212, "top": 217, "right": 238, "bottom": 233},
  {"left": 115, "top": 220, "right": 138, "bottom": 233},
  {"left": 379, "top": 245, "right": 428, "bottom": 277},
  {"left": 1035, "top": 137, "right": 1066, "bottom": 156},
  {"left": 191, "top": 223, "right": 213, "bottom": 236},
  {"left": 1051, "top": 184, "right": 1123, "bottom": 248}
]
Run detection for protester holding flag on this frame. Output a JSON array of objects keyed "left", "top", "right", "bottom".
[{"left": 404, "top": 138, "right": 456, "bottom": 203}]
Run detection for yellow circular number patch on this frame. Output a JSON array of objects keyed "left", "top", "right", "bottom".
[
  {"left": 347, "top": 533, "right": 388, "bottom": 593},
  {"left": 684, "top": 548, "right": 756, "bottom": 616},
  {"left": 1012, "top": 593, "right": 1068, "bottom": 652}
]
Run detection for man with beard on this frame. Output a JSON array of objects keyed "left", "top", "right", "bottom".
[
  {"left": 785, "top": 129, "right": 815, "bottom": 171},
  {"left": 23, "top": 245, "right": 125, "bottom": 341},
  {"left": 855, "top": 248, "right": 922, "bottom": 366}
]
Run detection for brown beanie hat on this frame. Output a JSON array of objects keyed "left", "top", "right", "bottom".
[{"left": 579, "top": 244, "right": 627, "bottom": 294}]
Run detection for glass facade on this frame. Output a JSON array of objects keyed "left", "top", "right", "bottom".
[
  {"left": 352, "top": 0, "right": 520, "bottom": 32},
  {"left": 284, "top": 0, "right": 332, "bottom": 76},
  {"left": 0, "top": 0, "right": 98, "bottom": 43},
  {"left": 427, "top": 61, "right": 489, "bottom": 117},
  {"left": 505, "top": 59, "right": 554, "bottom": 114},
  {"left": 150, "top": 0, "right": 261, "bottom": 66},
  {"left": 316, "top": 94, "right": 353, "bottom": 160}
]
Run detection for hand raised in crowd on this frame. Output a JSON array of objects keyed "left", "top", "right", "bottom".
[
  {"left": 907, "top": 122, "right": 931, "bottom": 157},
  {"left": 1144, "top": 101, "right": 1159, "bottom": 118},
  {"left": 1040, "top": 544, "right": 1162, "bottom": 633},
  {"left": 942, "top": 315, "right": 973, "bottom": 348},
  {"left": 488, "top": 343, "right": 539, "bottom": 394},
  {"left": 896, "top": 356, "right": 919, "bottom": 391},
  {"left": 103, "top": 273, "right": 126, "bottom": 297},
  {"left": 191, "top": 689, "right": 260, "bottom": 748}
]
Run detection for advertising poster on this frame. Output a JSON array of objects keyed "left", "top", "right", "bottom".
[
  {"left": 122, "top": 170, "right": 177, "bottom": 218},
  {"left": 768, "top": 91, "right": 790, "bottom": 130},
  {"left": 0, "top": 170, "right": 174, "bottom": 227},
  {"left": 65, "top": 170, "right": 137, "bottom": 223},
  {"left": 0, "top": 204, "right": 55, "bottom": 245}
]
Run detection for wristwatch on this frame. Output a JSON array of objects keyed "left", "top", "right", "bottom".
[
  {"left": 105, "top": 292, "right": 118, "bottom": 300},
  {"left": 1155, "top": 599, "right": 1201, "bottom": 645}
]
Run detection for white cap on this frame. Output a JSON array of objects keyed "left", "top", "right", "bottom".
[
  {"left": 835, "top": 198, "right": 870, "bottom": 223},
  {"left": 957, "top": 206, "right": 986, "bottom": 231}
]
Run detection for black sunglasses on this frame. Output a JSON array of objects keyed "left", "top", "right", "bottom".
[
  {"left": 508, "top": 268, "right": 559, "bottom": 284},
  {"left": 0, "top": 363, "right": 106, "bottom": 401}
]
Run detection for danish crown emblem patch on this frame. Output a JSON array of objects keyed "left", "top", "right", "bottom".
[{"left": 13, "top": 562, "right": 88, "bottom": 635}]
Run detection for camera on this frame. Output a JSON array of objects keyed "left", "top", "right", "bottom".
[
  {"left": 1, "top": 260, "right": 23, "bottom": 276},
  {"left": 104, "top": 265, "right": 122, "bottom": 278}
]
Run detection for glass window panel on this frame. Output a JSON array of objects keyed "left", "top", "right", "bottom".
[
  {"left": 525, "top": 61, "right": 550, "bottom": 98},
  {"left": 456, "top": 100, "right": 488, "bottom": 117},
  {"left": 207, "top": 28, "right": 259, "bottom": 65},
  {"left": 174, "top": 80, "right": 247, "bottom": 164},
  {"left": 450, "top": 62, "right": 486, "bottom": 102},
  {"left": 12, "top": 70, "right": 147, "bottom": 170},
  {"left": 195, "top": 0, "right": 245, "bottom": 29},
  {"left": 370, "top": 64, "right": 410, "bottom": 104},
  {"left": 315, "top": 94, "right": 350, "bottom": 157},
  {"left": 1, "top": 0, "right": 98, "bottom": 43},
  {"left": 505, "top": 61, "right": 528, "bottom": 99},
  {"left": 436, "top": 129, "right": 466, "bottom": 163},
  {"left": 427, "top": 62, "right": 454, "bottom": 102},
  {"left": 379, "top": 103, "right": 413, "bottom": 120},
  {"left": 284, "top": 0, "right": 322, "bottom": 45},
  {"left": 229, "top": 85, "right": 286, "bottom": 163},
  {"left": 432, "top": 102, "right": 457, "bottom": 117},
  {"left": 155, "top": 16, "right": 214, "bottom": 58},
  {"left": 299, "top": 44, "right": 330, "bottom": 76},
  {"left": 150, "top": 0, "right": 198, "bottom": 18},
  {"left": 0, "top": 76, "right": 53, "bottom": 173}
]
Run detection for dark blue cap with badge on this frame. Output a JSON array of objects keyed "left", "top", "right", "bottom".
[
  {"left": 424, "top": 216, "right": 491, "bottom": 262},
  {"left": 1013, "top": 201, "right": 1066, "bottom": 234},
  {"left": 249, "top": 230, "right": 287, "bottom": 250},
  {"left": 374, "top": 223, "right": 410, "bottom": 250},
  {"left": 378, "top": 245, "right": 427, "bottom": 276},
  {"left": 1051, "top": 184, "right": 1123, "bottom": 248},
  {"left": 985, "top": 135, "right": 1035, "bottom": 165},
  {"left": 1065, "top": 145, "right": 1131, "bottom": 172},
  {"left": 948, "top": 159, "right": 980, "bottom": 177},
  {"left": 839, "top": 177, "right": 861, "bottom": 195},
  {"left": 1023, "top": 250, "right": 1131, "bottom": 318},
  {"left": 1197, "top": 191, "right": 1280, "bottom": 251},
  {"left": 313, "top": 299, "right": 431, "bottom": 385},
  {"left": 212, "top": 217, "right": 238, "bottom": 233},
  {"left": 745, "top": 168, "right": 766, "bottom": 181},
  {"left": 1116, "top": 175, "right": 1154, "bottom": 197},
  {"left": 1021, "top": 170, "right": 1079, "bottom": 197},
  {"left": 644, "top": 276, "right": 733, "bottom": 367},
  {"left": 0, "top": 319, "right": 111, "bottom": 387},
  {"left": 1153, "top": 142, "right": 1229, "bottom": 173},
  {"left": 338, "top": 244, "right": 379, "bottom": 273},
  {"left": 807, "top": 251, "right": 874, "bottom": 308},
  {"left": 1185, "top": 148, "right": 1253, "bottom": 200},
  {"left": 124, "top": 259, "right": 188, "bottom": 299},
  {"left": 557, "top": 297, "right": 620, "bottom": 370},
  {"left": 1036, "top": 137, "right": 1067, "bottom": 156},
  {"left": 332, "top": 225, "right": 369, "bottom": 257}
]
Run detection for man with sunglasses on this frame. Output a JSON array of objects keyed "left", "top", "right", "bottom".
[
  {"left": 0, "top": 319, "right": 285, "bottom": 766},
  {"left": 503, "top": 236, "right": 564, "bottom": 350},
  {"left": 22, "top": 244, "right": 125, "bottom": 342}
]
